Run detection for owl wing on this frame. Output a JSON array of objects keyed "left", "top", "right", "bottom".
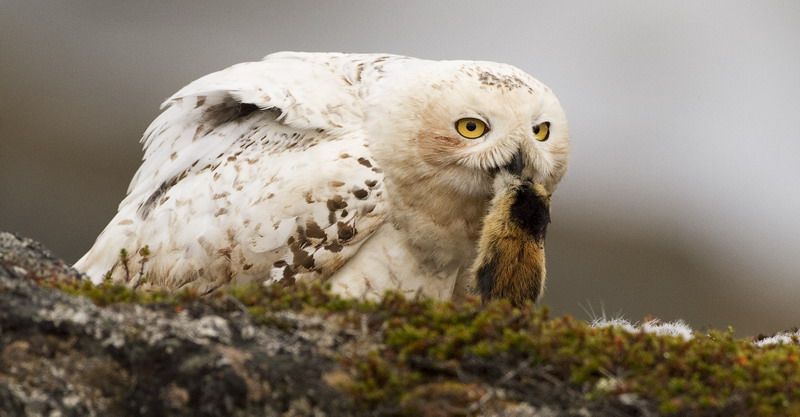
[{"left": 76, "top": 52, "right": 400, "bottom": 291}]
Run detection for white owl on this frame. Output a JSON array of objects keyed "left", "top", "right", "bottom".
[{"left": 75, "top": 52, "right": 569, "bottom": 304}]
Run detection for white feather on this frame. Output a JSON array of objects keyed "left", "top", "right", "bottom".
[{"left": 75, "top": 52, "right": 571, "bottom": 300}]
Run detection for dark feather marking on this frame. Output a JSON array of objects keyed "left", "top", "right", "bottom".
[
  {"left": 288, "top": 235, "right": 314, "bottom": 270},
  {"left": 326, "top": 195, "right": 348, "bottom": 211},
  {"left": 305, "top": 220, "right": 327, "bottom": 240},
  {"left": 324, "top": 241, "right": 343, "bottom": 253},
  {"left": 357, "top": 157, "right": 372, "bottom": 168},
  {"left": 234, "top": 103, "right": 259, "bottom": 120},
  {"left": 337, "top": 221, "right": 356, "bottom": 242},
  {"left": 193, "top": 100, "right": 264, "bottom": 141},
  {"left": 282, "top": 266, "right": 296, "bottom": 282},
  {"left": 200, "top": 101, "right": 264, "bottom": 130},
  {"left": 138, "top": 171, "right": 188, "bottom": 219}
]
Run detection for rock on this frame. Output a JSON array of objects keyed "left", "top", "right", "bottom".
[
  {"left": 0, "top": 232, "right": 353, "bottom": 416},
  {"left": 0, "top": 231, "right": 685, "bottom": 416}
]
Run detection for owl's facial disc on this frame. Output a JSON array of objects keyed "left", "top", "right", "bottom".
[
  {"left": 455, "top": 117, "right": 553, "bottom": 179},
  {"left": 498, "top": 120, "right": 550, "bottom": 177}
]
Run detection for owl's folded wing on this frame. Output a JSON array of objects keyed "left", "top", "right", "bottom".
[{"left": 75, "top": 53, "right": 393, "bottom": 291}]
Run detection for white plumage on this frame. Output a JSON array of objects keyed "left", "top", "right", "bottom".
[{"left": 75, "top": 52, "right": 570, "bottom": 301}]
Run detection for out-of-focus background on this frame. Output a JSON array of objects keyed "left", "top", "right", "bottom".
[{"left": 2, "top": 1, "right": 799, "bottom": 336}]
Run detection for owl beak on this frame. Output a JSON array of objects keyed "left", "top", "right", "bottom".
[
  {"left": 501, "top": 149, "right": 525, "bottom": 177},
  {"left": 472, "top": 170, "right": 551, "bottom": 307}
]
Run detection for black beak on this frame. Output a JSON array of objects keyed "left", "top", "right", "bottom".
[{"left": 502, "top": 150, "right": 524, "bottom": 177}]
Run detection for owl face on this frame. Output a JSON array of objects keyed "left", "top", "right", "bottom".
[{"left": 366, "top": 61, "right": 570, "bottom": 200}]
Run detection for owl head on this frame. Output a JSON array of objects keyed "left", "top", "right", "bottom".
[
  {"left": 362, "top": 59, "right": 569, "bottom": 305},
  {"left": 364, "top": 60, "right": 570, "bottom": 201}
]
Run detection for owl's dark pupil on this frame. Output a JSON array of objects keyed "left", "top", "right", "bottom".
[
  {"left": 533, "top": 125, "right": 540, "bottom": 134},
  {"left": 466, "top": 121, "right": 477, "bottom": 131}
]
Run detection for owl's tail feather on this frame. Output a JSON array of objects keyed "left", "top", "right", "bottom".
[{"left": 73, "top": 205, "right": 165, "bottom": 286}]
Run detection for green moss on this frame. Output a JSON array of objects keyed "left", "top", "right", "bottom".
[
  {"left": 55, "top": 280, "right": 139, "bottom": 305},
  {"left": 48, "top": 278, "right": 800, "bottom": 415}
]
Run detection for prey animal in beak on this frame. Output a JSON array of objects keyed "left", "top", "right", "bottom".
[{"left": 472, "top": 151, "right": 551, "bottom": 306}]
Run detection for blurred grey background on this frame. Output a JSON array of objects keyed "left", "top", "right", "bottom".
[{"left": 2, "top": 1, "right": 799, "bottom": 336}]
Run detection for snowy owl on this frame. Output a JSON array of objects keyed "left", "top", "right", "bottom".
[{"left": 75, "top": 52, "right": 569, "bottom": 305}]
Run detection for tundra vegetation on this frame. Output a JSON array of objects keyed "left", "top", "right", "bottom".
[{"left": 2, "top": 231, "right": 799, "bottom": 416}]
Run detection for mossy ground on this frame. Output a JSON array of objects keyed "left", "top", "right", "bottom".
[{"left": 51, "top": 279, "right": 800, "bottom": 416}]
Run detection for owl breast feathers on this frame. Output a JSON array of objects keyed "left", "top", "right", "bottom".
[{"left": 75, "top": 51, "right": 570, "bottom": 303}]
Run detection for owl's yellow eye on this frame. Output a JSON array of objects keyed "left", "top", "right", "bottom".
[
  {"left": 533, "top": 122, "right": 550, "bottom": 141},
  {"left": 456, "top": 118, "right": 488, "bottom": 139}
]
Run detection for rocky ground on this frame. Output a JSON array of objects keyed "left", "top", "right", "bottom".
[{"left": 2, "top": 231, "right": 798, "bottom": 416}]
